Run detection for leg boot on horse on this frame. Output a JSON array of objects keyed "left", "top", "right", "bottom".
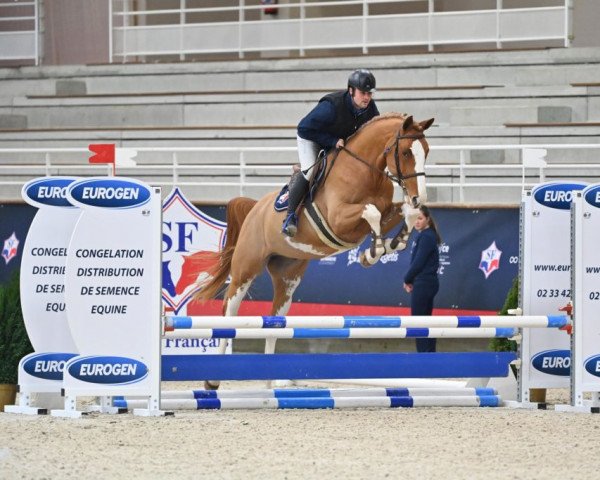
[{"left": 282, "top": 171, "right": 309, "bottom": 237}]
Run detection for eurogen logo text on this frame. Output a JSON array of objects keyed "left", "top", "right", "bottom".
[
  {"left": 532, "top": 182, "right": 587, "bottom": 210},
  {"left": 68, "top": 178, "right": 151, "bottom": 209},
  {"left": 22, "top": 177, "right": 77, "bottom": 209},
  {"left": 67, "top": 356, "right": 148, "bottom": 384},
  {"left": 531, "top": 349, "right": 571, "bottom": 376},
  {"left": 584, "top": 185, "right": 600, "bottom": 209},
  {"left": 23, "top": 352, "right": 79, "bottom": 381},
  {"left": 584, "top": 354, "right": 600, "bottom": 378}
]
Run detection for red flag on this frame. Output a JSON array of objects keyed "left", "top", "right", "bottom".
[
  {"left": 89, "top": 144, "right": 115, "bottom": 164},
  {"left": 89, "top": 144, "right": 116, "bottom": 175}
]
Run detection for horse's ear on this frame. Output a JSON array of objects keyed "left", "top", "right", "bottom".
[
  {"left": 402, "top": 115, "right": 414, "bottom": 133},
  {"left": 420, "top": 118, "right": 435, "bottom": 131}
]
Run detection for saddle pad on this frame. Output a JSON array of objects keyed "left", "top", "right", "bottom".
[{"left": 273, "top": 184, "right": 289, "bottom": 212}]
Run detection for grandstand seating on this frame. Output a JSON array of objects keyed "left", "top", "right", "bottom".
[{"left": 1, "top": 47, "right": 599, "bottom": 202}]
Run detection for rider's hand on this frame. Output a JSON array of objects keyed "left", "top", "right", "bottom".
[{"left": 336, "top": 139, "right": 345, "bottom": 149}]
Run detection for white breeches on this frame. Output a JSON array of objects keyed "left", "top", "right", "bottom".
[{"left": 297, "top": 135, "right": 321, "bottom": 181}]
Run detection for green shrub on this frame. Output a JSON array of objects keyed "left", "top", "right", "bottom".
[
  {"left": 0, "top": 270, "right": 33, "bottom": 384},
  {"left": 489, "top": 276, "right": 519, "bottom": 353}
]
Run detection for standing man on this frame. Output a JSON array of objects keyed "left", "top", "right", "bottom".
[
  {"left": 403, "top": 205, "right": 442, "bottom": 353},
  {"left": 282, "top": 69, "right": 380, "bottom": 237}
]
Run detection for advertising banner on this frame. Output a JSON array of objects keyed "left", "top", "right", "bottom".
[{"left": 59, "top": 177, "right": 162, "bottom": 405}]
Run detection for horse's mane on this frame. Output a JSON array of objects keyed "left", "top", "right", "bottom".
[{"left": 348, "top": 112, "right": 408, "bottom": 141}]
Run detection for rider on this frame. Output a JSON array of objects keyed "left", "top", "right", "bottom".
[{"left": 282, "top": 69, "right": 380, "bottom": 237}]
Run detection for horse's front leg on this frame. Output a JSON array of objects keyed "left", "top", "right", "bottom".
[
  {"left": 382, "top": 202, "right": 421, "bottom": 253},
  {"left": 359, "top": 204, "right": 386, "bottom": 267},
  {"left": 266, "top": 257, "right": 309, "bottom": 388}
]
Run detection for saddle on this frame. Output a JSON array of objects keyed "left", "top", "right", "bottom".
[
  {"left": 273, "top": 149, "right": 330, "bottom": 212},
  {"left": 274, "top": 150, "right": 357, "bottom": 250}
]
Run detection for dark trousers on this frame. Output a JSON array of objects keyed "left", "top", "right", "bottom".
[{"left": 411, "top": 279, "right": 439, "bottom": 353}]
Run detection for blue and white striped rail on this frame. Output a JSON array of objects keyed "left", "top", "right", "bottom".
[
  {"left": 163, "top": 327, "right": 517, "bottom": 340},
  {"left": 120, "top": 386, "right": 497, "bottom": 400},
  {"left": 164, "top": 315, "right": 568, "bottom": 330},
  {"left": 114, "top": 395, "right": 501, "bottom": 410}
]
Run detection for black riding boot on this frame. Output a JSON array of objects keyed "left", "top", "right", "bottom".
[{"left": 282, "top": 172, "right": 309, "bottom": 237}]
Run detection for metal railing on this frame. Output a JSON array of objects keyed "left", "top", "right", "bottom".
[
  {"left": 0, "top": 0, "right": 38, "bottom": 65},
  {"left": 110, "top": 0, "right": 571, "bottom": 62},
  {"left": 1, "top": 143, "right": 599, "bottom": 204}
]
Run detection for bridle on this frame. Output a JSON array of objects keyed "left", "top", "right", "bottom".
[{"left": 340, "top": 129, "right": 426, "bottom": 194}]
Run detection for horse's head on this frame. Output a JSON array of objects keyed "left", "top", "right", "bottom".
[{"left": 385, "top": 115, "right": 434, "bottom": 208}]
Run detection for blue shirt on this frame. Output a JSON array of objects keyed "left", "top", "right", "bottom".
[
  {"left": 404, "top": 228, "right": 440, "bottom": 285},
  {"left": 297, "top": 92, "right": 380, "bottom": 149}
]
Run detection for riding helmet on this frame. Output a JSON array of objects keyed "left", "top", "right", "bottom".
[{"left": 347, "top": 69, "right": 376, "bottom": 92}]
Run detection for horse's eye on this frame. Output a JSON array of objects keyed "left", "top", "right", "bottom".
[{"left": 403, "top": 151, "right": 410, "bottom": 158}]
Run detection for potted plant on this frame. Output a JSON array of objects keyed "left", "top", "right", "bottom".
[
  {"left": 489, "top": 276, "right": 546, "bottom": 403},
  {"left": 0, "top": 270, "right": 34, "bottom": 411},
  {"left": 489, "top": 276, "right": 519, "bottom": 356}
]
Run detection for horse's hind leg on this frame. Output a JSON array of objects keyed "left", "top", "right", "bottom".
[
  {"left": 204, "top": 252, "right": 263, "bottom": 390},
  {"left": 265, "top": 257, "right": 309, "bottom": 388},
  {"left": 265, "top": 257, "right": 309, "bottom": 353}
]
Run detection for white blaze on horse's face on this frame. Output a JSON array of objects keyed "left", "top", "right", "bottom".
[
  {"left": 402, "top": 203, "right": 420, "bottom": 232},
  {"left": 410, "top": 139, "right": 427, "bottom": 204}
]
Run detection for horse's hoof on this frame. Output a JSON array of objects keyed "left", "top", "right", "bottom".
[
  {"left": 204, "top": 381, "right": 220, "bottom": 390},
  {"left": 359, "top": 252, "right": 376, "bottom": 268},
  {"left": 395, "top": 241, "right": 408, "bottom": 251}
]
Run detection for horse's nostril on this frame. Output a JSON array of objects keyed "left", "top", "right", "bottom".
[{"left": 412, "top": 197, "right": 420, "bottom": 208}]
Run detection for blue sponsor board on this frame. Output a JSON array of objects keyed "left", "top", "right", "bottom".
[
  {"left": 0, "top": 203, "right": 37, "bottom": 283},
  {"left": 69, "top": 178, "right": 151, "bottom": 209},
  {"left": 248, "top": 207, "right": 520, "bottom": 311},
  {"left": 23, "top": 352, "right": 79, "bottom": 381},
  {"left": 68, "top": 356, "right": 149, "bottom": 384},
  {"left": 4, "top": 202, "right": 518, "bottom": 311},
  {"left": 531, "top": 349, "right": 571, "bottom": 376}
]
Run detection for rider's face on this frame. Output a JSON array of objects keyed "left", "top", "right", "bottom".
[{"left": 350, "top": 88, "right": 373, "bottom": 109}]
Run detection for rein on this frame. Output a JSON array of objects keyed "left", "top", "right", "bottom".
[{"left": 340, "top": 132, "right": 426, "bottom": 189}]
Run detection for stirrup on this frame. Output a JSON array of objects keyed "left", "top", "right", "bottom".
[{"left": 282, "top": 213, "right": 298, "bottom": 237}]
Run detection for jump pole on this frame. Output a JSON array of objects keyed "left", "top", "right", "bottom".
[
  {"left": 113, "top": 395, "right": 502, "bottom": 411},
  {"left": 165, "top": 315, "right": 567, "bottom": 330},
  {"left": 163, "top": 327, "right": 520, "bottom": 340},
  {"left": 116, "top": 386, "right": 499, "bottom": 409}
]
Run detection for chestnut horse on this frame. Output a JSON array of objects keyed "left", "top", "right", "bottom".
[{"left": 196, "top": 113, "right": 433, "bottom": 386}]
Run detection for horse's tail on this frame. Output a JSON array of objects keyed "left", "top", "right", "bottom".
[{"left": 194, "top": 197, "right": 258, "bottom": 301}]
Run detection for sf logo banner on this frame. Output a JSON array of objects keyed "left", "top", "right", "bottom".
[{"left": 162, "top": 188, "right": 227, "bottom": 314}]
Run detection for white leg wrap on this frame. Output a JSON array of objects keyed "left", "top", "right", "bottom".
[{"left": 359, "top": 204, "right": 385, "bottom": 267}]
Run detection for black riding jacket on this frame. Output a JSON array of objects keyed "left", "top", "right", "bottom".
[{"left": 297, "top": 90, "right": 379, "bottom": 149}]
